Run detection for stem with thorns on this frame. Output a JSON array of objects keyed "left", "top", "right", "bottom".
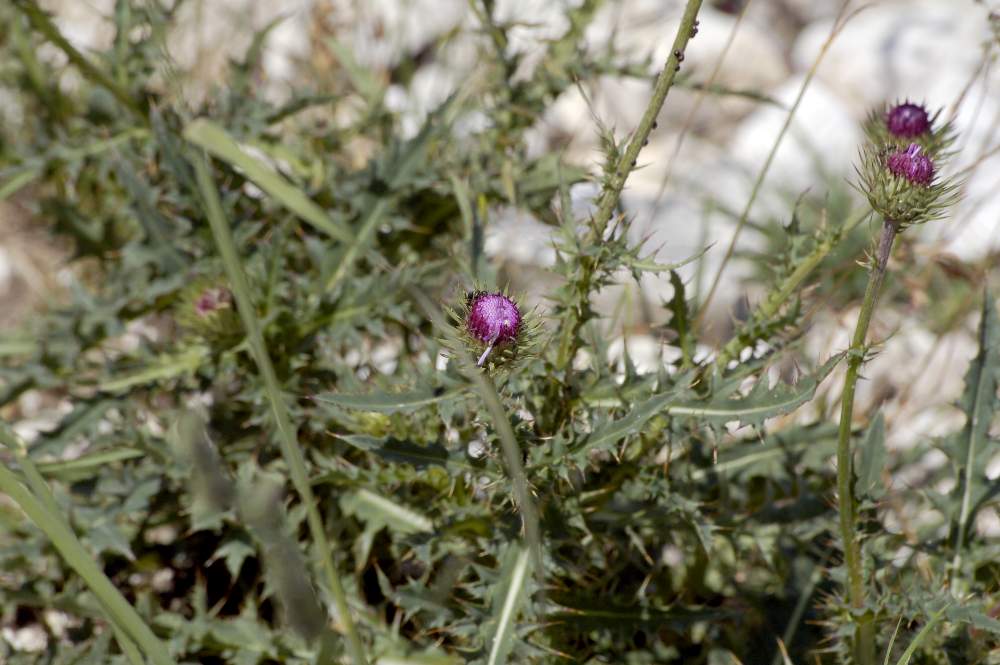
[
  {"left": 837, "top": 217, "right": 897, "bottom": 665},
  {"left": 554, "top": 0, "right": 704, "bottom": 370}
]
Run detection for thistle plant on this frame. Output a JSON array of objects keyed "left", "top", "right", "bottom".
[
  {"left": 840, "top": 104, "right": 961, "bottom": 665},
  {"left": 4, "top": 1, "right": 1000, "bottom": 663}
]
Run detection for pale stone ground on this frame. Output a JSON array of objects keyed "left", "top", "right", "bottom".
[{"left": 2, "top": 0, "right": 1000, "bottom": 649}]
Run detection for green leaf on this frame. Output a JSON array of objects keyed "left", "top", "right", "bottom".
[
  {"left": 855, "top": 412, "right": 886, "bottom": 500},
  {"left": 314, "top": 387, "right": 464, "bottom": 413},
  {"left": 486, "top": 545, "right": 533, "bottom": 665},
  {"left": 546, "top": 598, "right": 723, "bottom": 631},
  {"left": 667, "top": 354, "right": 843, "bottom": 428},
  {"left": 98, "top": 346, "right": 209, "bottom": 393},
  {"left": 184, "top": 119, "right": 354, "bottom": 243},
  {"left": 337, "top": 434, "right": 467, "bottom": 469},
  {"left": 210, "top": 536, "right": 256, "bottom": 578},
  {"left": 36, "top": 448, "right": 145, "bottom": 480},
  {"left": 624, "top": 245, "right": 708, "bottom": 274},
  {"left": 690, "top": 423, "right": 838, "bottom": 481},
  {"left": 893, "top": 604, "right": 950, "bottom": 665},
  {"left": 951, "top": 290, "right": 1000, "bottom": 552},
  {"left": 944, "top": 604, "right": 1000, "bottom": 634},
  {"left": 340, "top": 488, "right": 434, "bottom": 535},
  {"left": 668, "top": 270, "right": 694, "bottom": 366},
  {"left": 576, "top": 389, "right": 676, "bottom": 460},
  {"left": 85, "top": 521, "right": 135, "bottom": 561}
]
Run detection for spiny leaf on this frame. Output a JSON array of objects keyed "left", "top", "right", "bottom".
[
  {"left": 950, "top": 290, "right": 1000, "bottom": 558},
  {"left": 668, "top": 270, "right": 694, "bottom": 366},
  {"left": 546, "top": 598, "right": 723, "bottom": 631},
  {"left": 314, "top": 387, "right": 464, "bottom": 413},
  {"left": 690, "top": 423, "right": 838, "bottom": 481},
  {"left": 98, "top": 346, "right": 209, "bottom": 393},
  {"left": 668, "top": 354, "right": 843, "bottom": 428},
  {"left": 893, "top": 604, "right": 950, "bottom": 665},
  {"left": 576, "top": 389, "right": 676, "bottom": 461}
]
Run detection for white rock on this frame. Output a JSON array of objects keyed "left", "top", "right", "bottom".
[
  {"left": 793, "top": 1, "right": 994, "bottom": 114},
  {"left": 607, "top": 335, "right": 681, "bottom": 375},
  {"left": 2, "top": 624, "right": 47, "bottom": 653},
  {"left": 39, "top": 0, "right": 115, "bottom": 53},
  {"left": 729, "top": 75, "right": 862, "bottom": 199}
]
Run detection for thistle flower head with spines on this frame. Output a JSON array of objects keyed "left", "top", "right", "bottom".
[
  {"left": 856, "top": 138, "right": 960, "bottom": 230},
  {"left": 886, "top": 143, "right": 934, "bottom": 186},
  {"left": 444, "top": 287, "right": 538, "bottom": 371},
  {"left": 176, "top": 277, "right": 242, "bottom": 348}
]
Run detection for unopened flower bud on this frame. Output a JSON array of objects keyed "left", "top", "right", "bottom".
[
  {"left": 856, "top": 138, "right": 958, "bottom": 230},
  {"left": 886, "top": 102, "right": 931, "bottom": 139},
  {"left": 865, "top": 100, "right": 954, "bottom": 157},
  {"left": 177, "top": 279, "right": 242, "bottom": 348}
]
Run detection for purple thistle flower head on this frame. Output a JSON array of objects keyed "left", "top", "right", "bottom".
[
  {"left": 886, "top": 143, "right": 935, "bottom": 187},
  {"left": 466, "top": 292, "right": 522, "bottom": 366},
  {"left": 886, "top": 102, "right": 931, "bottom": 138}
]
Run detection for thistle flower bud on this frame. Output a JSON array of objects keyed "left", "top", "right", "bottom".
[
  {"left": 856, "top": 139, "right": 958, "bottom": 230},
  {"left": 864, "top": 100, "right": 954, "bottom": 157},
  {"left": 886, "top": 143, "right": 934, "bottom": 186},
  {"left": 176, "top": 279, "right": 242, "bottom": 348},
  {"left": 885, "top": 102, "right": 931, "bottom": 139},
  {"left": 466, "top": 292, "right": 522, "bottom": 366}
]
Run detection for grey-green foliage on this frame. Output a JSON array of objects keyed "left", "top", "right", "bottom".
[{"left": 0, "top": 1, "right": 998, "bottom": 664}]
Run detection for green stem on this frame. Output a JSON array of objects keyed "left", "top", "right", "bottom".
[
  {"left": 714, "top": 207, "right": 871, "bottom": 370},
  {"left": 555, "top": 0, "right": 703, "bottom": 370},
  {"left": 837, "top": 217, "right": 897, "bottom": 665},
  {"left": 408, "top": 288, "right": 543, "bottom": 576},
  {"left": 192, "top": 155, "right": 367, "bottom": 665}
]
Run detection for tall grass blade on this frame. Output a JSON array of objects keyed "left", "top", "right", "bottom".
[
  {"left": 191, "top": 153, "right": 368, "bottom": 665},
  {"left": 486, "top": 546, "right": 533, "bottom": 665}
]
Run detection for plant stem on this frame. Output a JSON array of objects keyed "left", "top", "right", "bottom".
[
  {"left": 408, "top": 288, "right": 543, "bottom": 575},
  {"left": 193, "top": 154, "right": 367, "bottom": 665},
  {"left": 554, "top": 0, "right": 703, "bottom": 370},
  {"left": 836, "top": 217, "right": 897, "bottom": 665}
]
